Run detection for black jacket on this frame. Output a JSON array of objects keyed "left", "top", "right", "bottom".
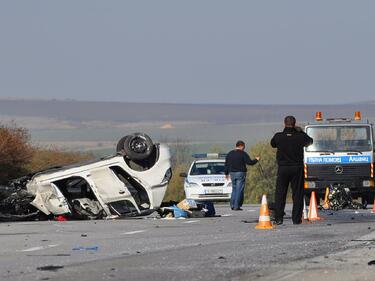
[
  {"left": 271, "top": 127, "right": 313, "bottom": 166},
  {"left": 224, "top": 149, "right": 258, "bottom": 175}
]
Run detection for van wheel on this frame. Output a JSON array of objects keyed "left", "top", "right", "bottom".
[
  {"left": 118, "top": 133, "right": 154, "bottom": 161},
  {"left": 116, "top": 135, "right": 130, "bottom": 155}
]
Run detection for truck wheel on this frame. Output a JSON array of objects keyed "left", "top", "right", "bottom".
[
  {"left": 362, "top": 193, "right": 374, "bottom": 209},
  {"left": 122, "top": 133, "right": 154, "bottom": 161}
]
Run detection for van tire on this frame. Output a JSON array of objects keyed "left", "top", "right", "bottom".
[
  {"left": 120, "top": 133, "right": 154, "bottom": 161},
  {"left": 116, "top": 135, "right": 130, "bottom": 155}
]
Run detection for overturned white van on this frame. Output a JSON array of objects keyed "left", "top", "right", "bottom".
[{"left": 0, "top": 133, "right": 172, "bottom": 221}]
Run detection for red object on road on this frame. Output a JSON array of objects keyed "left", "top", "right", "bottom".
[{"left": 56, "top": 215, "right": 67, "bottom": 221}]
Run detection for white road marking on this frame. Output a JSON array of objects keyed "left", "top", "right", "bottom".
[
  {"left": 182, "top": 220, "right": 199, "bottom": 224},
  {"left": 247, "top": 209, "right": 256, "bottom": 212},
  {"left": 122, "top": 230, "right": 147, "bottom": 235},
  {"left": 278, "top": 270, "right": 304, "bottom": 281},
  {"left": 221, "top": 214, "right": 232, "bottom": 217},
  {"left": 19, "top": 244, "right": 59, "bottom": 252}
]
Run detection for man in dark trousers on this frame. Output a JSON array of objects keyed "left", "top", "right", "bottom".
[
  {"left": 225, "top": 141, "right": 260, "bottom": 210},
  {"left": 271, "top": 116, "right": 313, "bottom": 225}
]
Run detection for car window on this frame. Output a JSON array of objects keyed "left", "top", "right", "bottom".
[{"left": 190, "top": 162, "right": 225, "bottom": 175}]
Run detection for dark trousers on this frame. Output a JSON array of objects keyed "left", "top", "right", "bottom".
[
  {"left": 274, "top": 166, "right": 304, "bottom": 224},
  {"left": 230, "top": 172, "right": 246, "bottom": 209}
]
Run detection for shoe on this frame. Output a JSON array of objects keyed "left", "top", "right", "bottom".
[
  {"left": 234, "top": 208, "right": 243, "bottom": 211},
  {"left": 293, "top": 221, "right": 302, "bottom": 225},
  {"left": 273, "top": 219, "right": 283, "bottom": 225}
]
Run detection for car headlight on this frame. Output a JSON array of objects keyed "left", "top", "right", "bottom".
[
  {"left": 363, "top": 180, "right": 371, "bottom": 187},
  {"left": 163, "top": 168, "right": 172, "bottom": 183},
  {"left": 185, "top": 182, "right": 199, "bottom": 188}
]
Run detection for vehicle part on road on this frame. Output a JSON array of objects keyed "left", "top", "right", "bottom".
[
  {"left": 308, "top": 191, "right": 323, "bottom": 221},
  {"left": 327, "top": 185, "right": 364, "bottom": 211},
  {"left": 0, "top": 134, "right": 171, "bottom": 221},
  {"left": 72, "top": 198, "right": 104, "bottom": 220},
  {"left": 0, "top": 185, "right": 41, "bottom": 222},
  {"left": 255, "top": 194, "right": 274, "bottom": 229}
]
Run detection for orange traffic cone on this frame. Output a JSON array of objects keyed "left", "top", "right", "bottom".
[
  {"left": 322, "top": 187, "right": 330, "bottom": 210},
  {"left": 255, "top": 194, "right": 274, "bottom": 229},
  {"left": 302, "top": 197, "right": 310, "bottom": 224},
  {"left": 308, "top": 191, "right": 323, "bottom": 221}
]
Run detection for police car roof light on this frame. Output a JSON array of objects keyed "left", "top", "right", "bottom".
[{"left": 192, "top": 153, "right": 227, "bottom": 159}]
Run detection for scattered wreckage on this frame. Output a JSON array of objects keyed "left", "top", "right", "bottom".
[
  {"left": 0, "top": 133, "right": 172, "bottom": 221},
  {"left": 324, "top": 185, "right": 364, "bottom": 211},
  {"left": 158, "top": 199, "right": 216, "bottom": 219}
]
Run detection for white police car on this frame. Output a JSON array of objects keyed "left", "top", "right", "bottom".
[{"left": 180, "top": 154, "right": 232, "bottom": 201}]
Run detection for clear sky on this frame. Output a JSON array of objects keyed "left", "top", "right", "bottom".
[{"left": 0, "top": 1, "right": 374, "bottom": 104}]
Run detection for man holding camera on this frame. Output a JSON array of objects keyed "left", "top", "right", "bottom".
[{"left": 271, "top": 116, "right": 313, "bottom": 225}]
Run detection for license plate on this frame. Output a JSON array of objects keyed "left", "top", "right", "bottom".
[{"left": 204, "top": 189, "right": 223, "bottom": 194}]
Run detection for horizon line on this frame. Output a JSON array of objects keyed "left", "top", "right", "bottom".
[{"left": 0, "top": 96, "right": 374, "bottom": 107}]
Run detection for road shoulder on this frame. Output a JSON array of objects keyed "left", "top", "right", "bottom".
[{"left": 237, "top": 229, "right": 375, "bottom": 281}]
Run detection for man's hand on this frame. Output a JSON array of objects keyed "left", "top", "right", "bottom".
[
  {"left": 256, "top": 156, "right": 261, "bottom": 161},
  {"left": 225, "top": 175, "right": 230, "bottom": 181}
]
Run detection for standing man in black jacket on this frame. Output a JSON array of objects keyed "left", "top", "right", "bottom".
[
  {"left": 225, "top": 141, "right": 260, "bottom": 210},
  {"left": 271, "top": 116, "right": 313, "bottom": 225}
]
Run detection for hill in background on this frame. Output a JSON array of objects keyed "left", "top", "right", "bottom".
[{"left": 1, "top": 99, "right": 374, "bottom": 153}]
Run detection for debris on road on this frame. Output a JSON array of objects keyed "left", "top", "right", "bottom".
[
  {"left": 327, "top": 185, "right": 364, "bottom": 211},
  {"left": 55, "top": 215, "right": 67, "bottom": 222},
  {"left": 36, "top": 265, "right": 65, "bottom": 272},
  {"left": 157, "top": 199, "right": 216, "bottom": 219},
  {"left": 72, "top": 246, "right": 99, "bottom": 251},
  {"left": 177, "top": 199, "right": 197, "bottom": 211}
]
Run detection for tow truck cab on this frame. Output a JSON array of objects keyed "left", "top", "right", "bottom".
[{"left": 304, "top": 112, "right": 375, "bottom": 204}]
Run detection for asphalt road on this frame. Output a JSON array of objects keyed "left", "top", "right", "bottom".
[{"left": 1, "top": 204, "right": 375, "bottom": 281}]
